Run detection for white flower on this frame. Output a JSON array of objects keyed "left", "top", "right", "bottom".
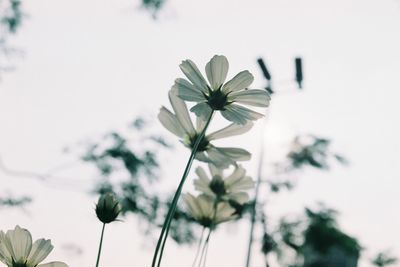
[
  {"left": 158, "top": 90, "right": 253, "bottom": 168},
  {"left": 174, "top": 55, "right": 271, "bottom": 125},
  {"left": 193, "top": 164, "right": 254, "bottom": 204},
  {"left": 183, "top": 193, "right": 237, "bottom": 228},
  {"left": 0, "top": 226, "right": 68, "bottom": 267}
]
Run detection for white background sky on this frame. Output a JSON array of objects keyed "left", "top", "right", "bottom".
[{"left": 0, "top": 0, "right": 399, "bottom": 266}]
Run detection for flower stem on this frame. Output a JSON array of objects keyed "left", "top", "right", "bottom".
[
  {"left": 192, "top": 228, "right": 205, "bottom": 267},
  {"left": 151, "top": 111, "right": 214, "bottom": 267},
  {"left": 245, "top": 119, "right": 267, "bottom": 267},
  {"left": 95, "top": 223, "right": 106, "bottom": 267},
  {"left": 198, "top": 229, "right": 212, "bottom": 267}
]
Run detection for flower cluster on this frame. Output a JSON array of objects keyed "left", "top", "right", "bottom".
[
  {"left": 154, "top": 55, "right": 270, "bottom": 267},
  {"left": 184, "top": 164, "right": 254, "bottom": 229},
  {"left": 158, "top": 55, "right": 270, "bottom": 228}
]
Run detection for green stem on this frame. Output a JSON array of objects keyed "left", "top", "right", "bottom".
[
  {"left": 192, "top": 228, "right": 205, "bottom": 267},
  {"left": 95, "top": 223, "right": 106, "bottom": 267},
  {"left": 245, "top": 120, "right": 266, "bottom": 267},
  {"left": 198, "top": 228, "right": 212, "bottom": 267},
  {"left": 198, "top": 198, "right": 218, "bottom": 267},
  {"left": 151, "top": 111, "right": 214, "bottom": 267}
]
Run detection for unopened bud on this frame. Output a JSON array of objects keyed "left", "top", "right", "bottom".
[{"left": 95, "top": 193, "right": 122, "bottom": 224}]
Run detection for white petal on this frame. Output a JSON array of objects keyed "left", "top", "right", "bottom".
[
  {"left": 179, "top": 59, "right": 208, "bottom": 93},
  {"left": 183, "top": 194, "right": 201, "bottom": 219},
  {"left": 205, "top": 55, "right": 229, "bottom": 90},
  {"left": 221, "top": 104, "right": 264, "bottom": 125},
  {"left": 195, "top": 166, "right": 210, "bottom": 181},
  {"left": 168, "top": 90, "right": 196, "bottom": 135},
  {"left": 190, "top": 102, "right": 213, "bottom": 121},
  {"left": 37, "top": 261, "right": 69, "bottom": 267},
  {"left": 208, "top": 163, "right": 223, "bottom": 177},
  {"left": 195, "top": 152, "right": 210, "bottom": 163},
  {"left": 222, "top": 70, "right": 254, "bottom": 93},
  {"left": 206, "top": 147, "right": 234, "bottom": 168},
  {"left": 0, "top": 231, "right": 12, "bottom": 266},
  {"left": 214, "top": 203, "right": 237, "bottom": 224},
  {"left": 173, "top": 78, "right": 206, "bottom": 102},
  {"left": 197, "top": 195, "right": 213, "bottom": 216},
  {"left": 6, "top": 225, "right": 32, "bottom": 263},
  {"left": 195, "top": 116, "right": 206, "bottom": 132},
  {"left": 225, "top": 166, "right": 246, "bottom": 186},
  {"left": 216, "top": 147, "right": 251, "bottom": 161},
  {"left": 229, "top": 192, "right": 249, "bottom": 204},
  {"left": 27, "top": 239, "right": 53, "bottom": 266},
  {"left": 226, "top": 171, "right": 255, "bottom": 192},
  {"left": 158, "top": 107, "right": 186, "bottom": 138},
  {"left": 229, "top": 89, "right": 271, "bottom": 107},
  {"left": 206, "top": 122, "right": 253, "bottom": 141},
  {"left": 194, "top": 167, "right": 216, "bottom": 197}
]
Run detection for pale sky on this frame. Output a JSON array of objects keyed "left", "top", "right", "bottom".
[{"left": 0, "top": 0, "right": 399, "bottom": 266}]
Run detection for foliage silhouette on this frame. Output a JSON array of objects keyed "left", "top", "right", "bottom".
[{"left": 81, "top": 117, "right": 200, "bottom": 244}]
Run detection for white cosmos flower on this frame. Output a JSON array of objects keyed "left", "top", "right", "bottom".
[
  {"left": 183, "top": 193, "right": 237, "bottom": 228},
  {"left": 193, "top": 164, "right": 254, "bottom": 204},
  {"left": 174, "top": 55, "right": 271, "bottom": 125},
  {"left": 158, "top": 90, "right": 253, "bottom": 168},
  {"left": 0, "top": 226, "right": 68, "bottom": 267}
]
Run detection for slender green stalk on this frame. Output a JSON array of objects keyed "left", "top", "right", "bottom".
[
  {"left": 95, "top": 223, "right": 106, "bottom": 267},
  {"left": 192, "top": 228, "right": 206, "bottom": 267},
  {"left": 245, "top": 120, "right": 267, "bottom": 267},
  {"left": 152, "top": 111, "right": 214, "bottom": 267},
  {"left": 199, "top": 230, "right": 212, "bottom": 267},
  {"left": 198, "top": 198, "right": 218, "bottom": 267}
]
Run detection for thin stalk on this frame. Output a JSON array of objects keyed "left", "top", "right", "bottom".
[
  {"left": 192, "top": 228, "right": 206, "bottom": 267},
  {"left": 200, "top": 230, "right": 212, "bottom": 267},
  {"left": 198, "top": 197, "right": 218, "bottom": 267},
  {"left": 198, "top": 229, "right": 212, "bottom": 267},
  {"left": 95, "top": 223, "right": 106, "bottom": 267},
  {"left": 245, "top": 120, "right": 266, "bottom": 267},
  {"left": 152, "top": 111, "right": 214, "bottom": 267}
]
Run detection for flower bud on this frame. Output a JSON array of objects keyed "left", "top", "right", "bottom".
[{"left": 95, "top": 193, "right": 122, "bottom": 224}]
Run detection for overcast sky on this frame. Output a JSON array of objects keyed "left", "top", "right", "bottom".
[{"left": 0, "top": 0, "right": 399, "bottom": 266}]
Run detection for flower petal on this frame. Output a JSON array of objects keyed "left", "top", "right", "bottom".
[
  {"left": 214, "top": 202, "right": 237, "bottom": 224},
  {"left": 216, "top": 147, "right": 251, "bottom": 161},
  {"left": 37, "top": 261, "right": 69, "bottom": 267},
  {"left": 190, "top": 102, "right": 213, "bottom": 121},
  {"left": 194, "top": 166, "right": 220, "bottom": 197},
  {"left": 173, "top": 78, "right": 206, "bottom": 102},
  {"left": 225, "top": 169, "right": 255, "bottom": 192},
  {"left": 224, "top": 166, "right": 246, "bottom": 186},
  {"left": 205, "top": 55, "right": 229, "bottom": 90},
  {"left": 168, "top": 90, "right": 196, "bottom": 135},
  {"left": 183, "top": 193, "right": 203, "bottom": 219},
  {"left": 195, "top": 166, "right": 210, "bottom": 181},
  {"left": 5, "top": 225, "right": 32, "bottom": 263},
  {"left": 206, "top": 147, "right": 235, "bottom": 168},
  {"left": 195, "top": 151, "right": 210, "bottom": 163},
  {"left": 208, "top": 163, "right": 222, "bottom": 177},
  {"left": 195, "top": 116, "right": 206, "bottom": 132},
  {"left": 179, "top": 59, "right": 208, "bottom": 93},
  {"left": 27, "top": 239, "right": 53, "bottom": 266},
  {"left": 229, "top": 89, "right": 271, "bottom": 107},
  {"left": 221, "top": 104, "right": 264, "bottom": 125},
  {"left": 222, "top": 70, "right": 254, "bottom": 93},
  {"left": 228, "top": 192, "right": 249, "bottom": 204},
  {"left": 206, "top": 122, "right": 253, "bottom": 141},
  {"left": 158, "top": 107, "right": 186, "bottom": 138},
  {"left": 0, "top": 231, "right": 12, "bottom": 266}
]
